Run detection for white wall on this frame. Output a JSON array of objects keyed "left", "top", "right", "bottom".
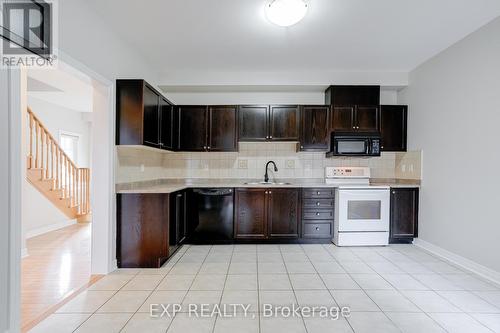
[
  {"left": 165, "top": 90, "right": 399, "bottom": 106},
  {"left": 58, "top": 0, "right": 159, "bottom": 84},
  {"left": 399, "top": 17, "right": 500, "bottom": 273},
  {"left": 55, "top": 0, "right": 161, "bottom": 274}
]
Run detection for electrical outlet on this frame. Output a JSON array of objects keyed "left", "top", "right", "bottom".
[
  {"left": 238, "top": 159, "right": 248, "bottom": 169},
  {"left": 286, "top": 160, "right": 295, "bottom": 169}
]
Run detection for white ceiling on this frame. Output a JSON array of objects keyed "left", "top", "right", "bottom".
[
  {"left": 27, "top": 64, "right": 94, "bottom": 113},
  {"left": 86, "top": 0, "right": 500, "bottom": 83}
]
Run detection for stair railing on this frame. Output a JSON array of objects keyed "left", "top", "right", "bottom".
[{"left": 26, "top": 107, "right": 91, "bottom": 215}]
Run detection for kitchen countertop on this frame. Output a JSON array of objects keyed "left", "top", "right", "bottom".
[{"left": 116, "top": 178, "right": 420, "bottom": 194}]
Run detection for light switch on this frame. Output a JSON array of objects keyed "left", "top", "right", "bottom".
[{"left": 238, "top": 159, "right": 248, "bottom": 169}]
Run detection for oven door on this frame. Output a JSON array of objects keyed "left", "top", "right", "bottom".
[
  {"left": 334, "top": 138, "right": 370, "bottom": 156},
  {"left": 337, "top": 188, "right": 390, "bottom": 232}
]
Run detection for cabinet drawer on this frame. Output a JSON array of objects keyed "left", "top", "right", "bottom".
[
  {"left": 303, "top": 209, "right": 334, "bottom": 220},
  {"left": 303, "top": 223, "right": 332, "bottom": 238},
  {"left": 303, "top": 188, "right": 334, "bottom": 198},
  {"left": 303, "top": 198, "right": 334, "bottom": 208}
]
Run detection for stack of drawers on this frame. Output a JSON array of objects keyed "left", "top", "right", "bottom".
[{"left": 301, "top": 188, "right": 334, "bottom": 239}]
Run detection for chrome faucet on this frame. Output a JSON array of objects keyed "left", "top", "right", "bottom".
[{"left": 264, "top": 161, "right": 278, "bottom": 183}]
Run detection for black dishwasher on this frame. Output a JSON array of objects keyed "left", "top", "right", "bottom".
[{"left": 189, "top": 188, "right": 234, "bottom": 243}]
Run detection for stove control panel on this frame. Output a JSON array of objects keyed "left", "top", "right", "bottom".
[{"left": 325, "top": 167, "right": 371, "bottom": 179}]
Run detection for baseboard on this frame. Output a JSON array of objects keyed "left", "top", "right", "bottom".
[
  {"left": 414, "top": 238, "right": 500, "bottom": 286},
  {"left": 25, "top": 219, "right": 77, "bottom": 239},
  {"left": 21, "top": 247, "right": 28, "bottom": 258}
]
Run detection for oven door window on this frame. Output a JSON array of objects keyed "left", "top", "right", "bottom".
[
  {"left": 347, "top": 200, "right": 381, "bottom": 220},
  {"left": 337, "top": 140, "right": 367, "bottom": 154}
]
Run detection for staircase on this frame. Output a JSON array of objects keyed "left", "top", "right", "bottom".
[{"left": 26, "top": 108, "right": 91, "bottom": 220}]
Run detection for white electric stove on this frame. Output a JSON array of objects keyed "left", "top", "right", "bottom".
[{"left": 326, "top": 167, "right": 390, "bottom": 246}]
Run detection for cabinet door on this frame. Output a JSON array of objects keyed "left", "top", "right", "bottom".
[
  {"left": 208, "top": 106, "right": 237, "bottom": 151},
  {"left": 268, "top": 189, "right": 299, "bottom": 238},
  {"left": 160, "top": 97, "right": 174, "bottom": 150},
  {"left": 235, "top": 189, "right": 267, "bottom": 239},
  {"left": 117, "top": 194, "right": 169, "bottom": 268},
  {"left": 269, "top": 105, "right": 299, "bottom": 141},
  {"left": 380, "top": 105, "right": 407, "bottom": 152},
  {"left": 178, "top": 106, "right": 208, "bottom": 151},
  {"left": 300, "top": 105, "right": 330, "bottom": 151},
  {"left": 355, "top": 106, "right": 379, "bottom": 132},
  {"left": 331, "top": 106, "right": 355, "bottom": 131},
  {"left": 238, "top": 105, "right": 269, "bottom": 141},
  {"left": 390, "top": 188, "right": 419, "bottom": 243},
  {"left": 176, "top": 191, "right": 187, "bottom": 244},
  {"left": 143, "top": 85, "right": 161, "bottom": 147}
]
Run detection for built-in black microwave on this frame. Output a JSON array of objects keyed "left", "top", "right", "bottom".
[{"left": 327, "top": 132, "right": 381, "bottom": 157}]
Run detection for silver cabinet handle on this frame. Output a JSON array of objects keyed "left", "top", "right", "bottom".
[
  {"left": 207, "top": 146, "right": 211, "bottom": 149},
  {"left": 270, "top": 136, "right": 273, "bottom": 139},
  {"left": 269, "top": 191, "right": 272, "bottom": 194},
  {"left": 300, "top": 145, "right": 304, "bottom": 149}
]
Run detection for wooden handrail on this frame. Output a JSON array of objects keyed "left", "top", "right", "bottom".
[{"left": 27, "top": 107, "right": 91, "bottom": 215}]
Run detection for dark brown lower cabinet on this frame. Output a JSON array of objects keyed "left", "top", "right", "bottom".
[
  {"left": 301, "top": 188, "right": 334, "bottom": 240},
  {"left": 268, "top": 189, "right": 300, "bottom": 238},
  {"left": 117, "top": 193, "right": 170, "bottom": 268},
  {"left": 235, "top": 188, "right": 299, "bottom": 239},
  {"left": 234, "top": 189, "right": 267, "bottom": 239},
  {"left": 390, "top": 187, "right": 419, "bottom": 244}
]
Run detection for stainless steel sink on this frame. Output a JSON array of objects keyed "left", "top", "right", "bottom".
[{"left": 243, "top": 181, "right": 292, "bottom": 186}]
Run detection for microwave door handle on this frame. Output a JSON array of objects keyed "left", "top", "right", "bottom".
[{"left": 365, "top": 139, "right": 371, "bottom": 154}]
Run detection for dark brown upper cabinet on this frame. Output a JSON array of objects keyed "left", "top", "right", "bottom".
[
  {"left": 177, "top": 105, "right": 237, "bottom": 152},
  {"left": 380, "top": 105, "right": 408, "bottom": 152},
  {"left": 238, "top": 105, "right": 299, "bottom": 141},
  {"left": 234, "top": 188, "right": 299, "bottom": 239},
  {"left": 177, "top": 105, "right": 209, "bottom": 151},
  {"left": 325, "top": 85, "right": 380, "bottom": 133},
  {"left": 116, "top": 79, "right": 174, "bottom": 150},
  {"left": 238, "top": 105, "right": 269, "bottom": 141},
  {"left": 269, "top": 105, "right": 299, "bottom": 141},
  {"left": 299, "top": 105, "right": 330, "bottom": 151},
  {"left": 160, "top": 97, "right": 174, "bottom": 150},
  {"left": 390, "top": 187, "right": 419, "bottom": 244},
  {"left": 208, "top": 106, "right": 238, "bottom": 151}
]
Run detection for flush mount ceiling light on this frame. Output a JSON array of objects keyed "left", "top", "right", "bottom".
[{"left": 265, "top": 0, "right": 308, "bottom": 27}]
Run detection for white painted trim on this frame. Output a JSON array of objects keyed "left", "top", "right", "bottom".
[
  {"left": 54, "top": 53, "right": 115, "bottom": 275},
  {"left": 2, "top": 67, "right": 23, "bottom": 333},
  {"left": 21, "top": 248, "right": 29, "bottom": 259},
  {"left": 414, "top": 238, "right": 500, "bottom": 286},
  {"left": 25, "top": 219, "right": 77, "bottom": 239}
]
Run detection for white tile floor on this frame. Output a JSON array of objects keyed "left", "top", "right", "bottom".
[{"left": 30, "top": 244, "right": 500, "bottom": 333}]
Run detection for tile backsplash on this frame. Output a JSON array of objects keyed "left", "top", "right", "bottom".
[{"left": 116, "top": 143, "right": 422, "bottom": 184}]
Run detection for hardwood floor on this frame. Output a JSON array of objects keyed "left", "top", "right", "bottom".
[{"left": 21, "top": 223, "right": 94, "bottom": 332}]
